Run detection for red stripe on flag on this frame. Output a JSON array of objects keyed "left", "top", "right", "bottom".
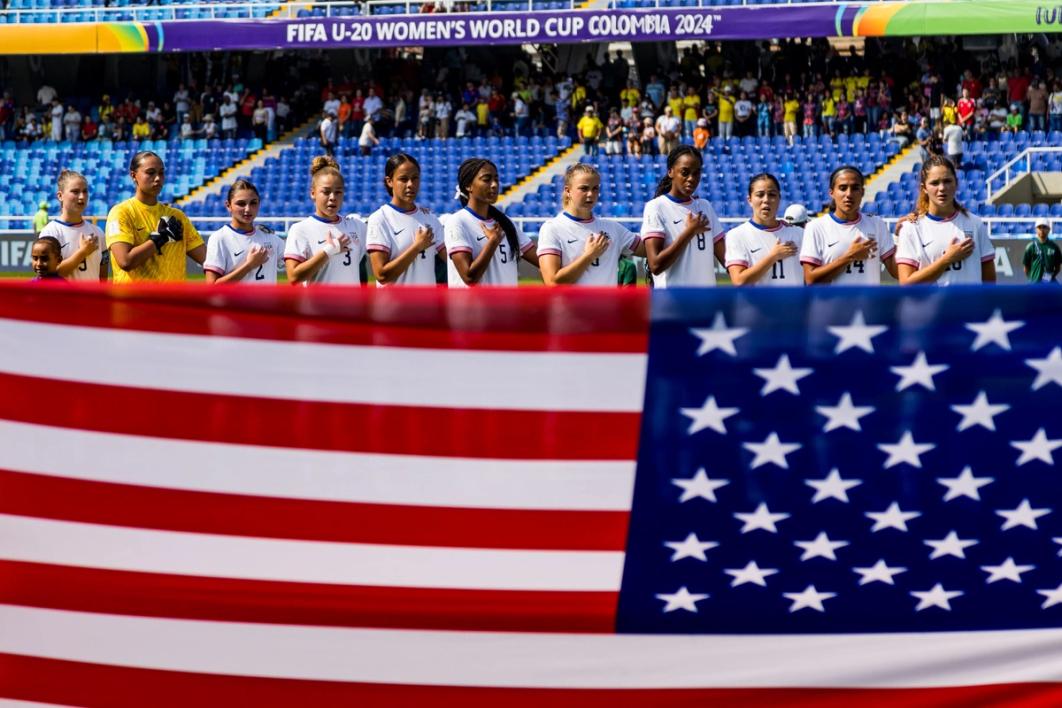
[
  {"left": 0, "top": 561, "right": 617, "bottom": 633},
  {"left": 3, "top": 653, "right": 1062, "bottom": 707},
  {"left": 0, "top": 283, "right": 650, "bottom": 353},
  {"left": 0, "top": 470, "right": 629, "bottom": 550},
  {"left": 0, "top": 372, "right": 640, "bottom": 460}
]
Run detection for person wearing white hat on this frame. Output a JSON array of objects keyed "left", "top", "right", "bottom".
[
  {"left": 783, "top": 204, "right": 809, "bottom": 228},
  {"left": 1023, "top": 217, "right": 1060, "bottom": 283}
]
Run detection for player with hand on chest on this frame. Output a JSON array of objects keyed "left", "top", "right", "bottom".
[
  {"left": 283, "top": 156, "right": 367, "bottom": 286},
  {"left": 801, "top": 166, "right": 897, "bottom": 285},
  {"left": 39, "top": 169, "right": 107, "bottom": 281},
  {"left": 537, "top": 163, "right": 645, "bottom": 287},
  {"left": 641, "top": 145, "right": 725, "bottom": 287},
  {"left": 366, "top": 153, "right": 446, "bottom": 286},
  {"left": 205, "top": 180, "right": 285, "bottom": 285},
  {"left": 725, "top": 173, "right": 804, "bottom": 287}
]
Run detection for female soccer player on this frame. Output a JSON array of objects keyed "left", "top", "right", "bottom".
[
  {"left": 105, "top": 151, "right": 205, "bottom": 283},
  {"left": 204, "top": 179, "right": 285, "bottom": 285},
  {"left": 724, "top": 173, "right": 803, "bottom": 287},
  {"left": 641, "top": 145, "right": 724, "bottom": 287},
  {"left": 895, "top": 155, "right": 996, "bottom": 285},
  {"left": 800, "top": 165, "right": 897, "bottom": 285},
  {"left": 283, "top": 156, "right": 366, "bottom": 286},
  {"left": 39, "top": 169, "right": 107, "bottom": 281},
  {"left": 445, "top": 158, "right": 538, "bottom": 287},
  {"left": 366, "top": 153, "right": 446, "bottom": 286},
  {"left": 537, "top": 163, "right": 645, "bottom": 287}
]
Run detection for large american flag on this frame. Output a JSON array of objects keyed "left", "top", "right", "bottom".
[{"left": 1, "top": 282, "right": 1061, "bottom": 705}]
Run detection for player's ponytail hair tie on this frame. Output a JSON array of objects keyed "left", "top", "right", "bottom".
[{"left": 454, "top": 185, "right": 468, "bottom": 203}]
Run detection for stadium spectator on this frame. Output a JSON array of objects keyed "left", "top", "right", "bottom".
[
  {"left": 942, "top": 121, "right": 964, "bottom": 167},
  {"left": 32, "top": 200, "right": 49, "bottom": 236},
  {"left": 1006, "top": 103, "right": 1023, "bottom": 133},
  {"left": 756, "top": 95, "right": 772, "bottom": 138},
  {"left": 734, "top": 91, "right": 754, "bottom": 138},
  {"left": 319, "top": 111, "right": 337, "bottom": 156},
  {"left": 717, "top": 87, "right": 735, "bottom": 142},
  {"left": 639, "top": 116, "right": 656, "bottom": 156},
  {"left": 80, "top": 114, "right": 97, "bottom": 142},
  {"left": 62, "top": 105, "right": 81, "bottom": 143},
  {"left": 358, "top": 116, "right": 379, "bottom": 156},
  {"left": 577, "top": 106, "right": 603, "bottom": 157},
  {"left": 655, "top": 106, "right": 680, "bottom": 156},
  {"left": 49, "top": 99, "right": 62, "bottom": 141},
  {"left": 1050, "top": 81, "right": 1062, "bottom": 132},
  {"left": 605, "top": 109, "right": 624, "bottom": 155},
  {"left": 692, "top": 118, "right": 709, "bottom": 149},
  {"left": 252, "top": 100, "right": 268, "bottom": 141},
  {"left": 1027, "top": 81, "right": 1048, "bottom": 132},
  {"left": 682, "top": 85, "right": 700, "bottom": 139},
  {"left": 36, "top": 83, "right": 57, "bottom": 110},
  {"left": 1024, "top": 219, "right": 1060, "bottom": 283}
]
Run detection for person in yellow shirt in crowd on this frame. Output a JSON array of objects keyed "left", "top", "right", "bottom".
[
  {"left": 783, "top": 93, "right": 801, "bottom": 145},
  {"left": 667, "top": 87, "right": 684, "bottom": 122},
  {"left": 570, "top": 80, "right": 587, "bottom": 113},
  {"left": 106, "top": 150, "right": 205, "bottom": 283},
  {"left": 844, "top": 76, "right": 859, "bottom": 102},
  {"left": 576, "top": 106, "right": 604, "bottom": 156},
  {"left": 717, "top": 87, "right": 735, "bottom": 142},
  {"left": 619, "top": 80, "right": 640, "bottom": 110},
  {"left": 941, "top": 98, "right": 957, "bottom": 127},
  {"left": 131, "top": 115, "right": 151, "bottom": 140},
  {"left": 821, "top": 94, "right": 837, "bottom": 136},
  {"left": 682, "top": 86, "right": 701, "bottom": 139}
]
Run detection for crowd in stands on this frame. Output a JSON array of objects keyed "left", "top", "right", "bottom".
[{"left": 307, "top": 38, "right": 1061, "bottom": 160}]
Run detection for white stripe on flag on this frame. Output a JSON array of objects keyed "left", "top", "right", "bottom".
[
  {"left": 0, "top": 318, "right": 647, "bottom": 412},
  {"left": 4, "top": 604, "right": 1062, "bottom": 688},
  {"left": 0, "top": 515, "right": 624, "bottom": 591},
  {"left": 0, "top": 419, "right": 636, "bottom": 511}
]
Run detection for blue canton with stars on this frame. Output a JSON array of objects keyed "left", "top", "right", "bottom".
[{"left": 617, "top": 286, "right": 1062, "bottom": 634}]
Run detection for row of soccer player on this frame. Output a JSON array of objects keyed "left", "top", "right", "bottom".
[{"left": 32, "top": 149, "right": 995, "bottom": 286}]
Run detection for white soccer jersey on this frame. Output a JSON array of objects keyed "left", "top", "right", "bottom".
[
  {"left": 724, "top": 220, "right": 804, "bottom": 287},
  {"left": 444, "top": 207, "right": 533, "bottom": 287},
  {"left": 800, "top": 213, "right": 896, "bottom": 285},
  {"left": 537, "top": 211, "right": 641, "bottom": 287},
  {"left": 204, "top": 224, "right": 285, "bottom": 285},
  {"left": 283, "top": 214, "right": 367, "bottom": 286},
  {"left": 640, "top": 194, "right": 724, "bottom": 288},
  {"left": 365, "top": 203, "right": 446, "bottom": 287},
  {"left": 39, "top": 218, "right": 105, "bottom": 282},
  {"left": 895, "top": 211, "right": 994, "bottom": 285}
]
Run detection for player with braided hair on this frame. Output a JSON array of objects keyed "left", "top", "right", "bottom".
[{"left": 445, "top": 158, "right": 539, "bottom": 287}]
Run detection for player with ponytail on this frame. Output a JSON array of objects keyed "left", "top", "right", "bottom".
[
  {"left": 366, "top": 152, "right": 446, "bottom": 286},
  {"left": 204, "top": 179, "right": 285, "bottom": 285},
  {"left": 640, "top": 145, "right": 724, "bottom": 287},
  {"left": 724, "top": 172, "right": 804, "bottom": 287},
  {"left": 40, "top": 169, "right": 107, "bottom": 281},
  {"left": 895, "top": 155, "right": 995, "bottom": 285},
  {"left": 283, "top": 155, "right": 366, "bottom": 286},
  {"left": 445, "top": 157, "right": 538, "bottom": 286}
]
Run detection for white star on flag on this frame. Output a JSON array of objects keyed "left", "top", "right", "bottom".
[
  {"left": 878, "top": 431, "right": 935, "bottom": 469},
  {"left": 783, "top": 585, "right": 837, "bottom": 613},
  {"left": 1011, "top": 428, "right": 1062, "bottom": 466},
  {"left": 664, "top": 533, "right": 719, "bottom": 562},
  {"left": 1055, "top": 538, "right": 1062, "bottom": 557},
  {"left": 890, "top": 351, "right": 949, "bottom": 391},
  {"left": 950, "top": 391, "right": 1010, "bottom": 432},
  {"left": 965, "top": 309, "right": 1024, "bottom": 351},
  {"left": 866, "top": 502, "right": 922, "bottom": 532},
  {"left": 1038, "top": 583, "right": 1062, "bottom": 609},
  {"left": 1027, "top": 347, "right": 1062, "bottom": 390},
  {"left": 996, "top": 499, "right": 1051, "bottom": 531},
  {"left": 690, "top": 313, "right": 748, "bottom": 356},
  {"left": 753, "top": 354, "right": 813, "bottom": 396},
  {"left": 937, "top": 467, "right": 994, "bottom": 502},
  {"left": 671, "top": 468, "right": 730, "bottom": 503},
  {"left": 853, "top": 560, "right": 907, "bottom": 586},
  {"left": 815, "top": 392, "right": 874, "bottom": 433},
  {"left": 724, "top": 561, "right": 778, "bottom": 588},
  {"left": 680, "top": 396, "right": 739, "bottom": 435},
  {"left": 980, "top": 557, "right": 1035, "bottom": 584},
  {"left": 827, "top": 311, "right": 888, "bottom": 354},
  {"left": 795, "top": 531, "right": 849, "bottom": 561},
  {"left": 925, "top": 531, "right": 979, "bottom": 560},
  {"left": 911, "top": 584, "right": 964, "bottom": 611},
  {"left": 743, "top": 432, "right": 802, "bottom": 469},
  {"left": 734, "top": 502, "right": 791, "bottom": 534},
  {"left": 805, "top": 469, "right": 862, "bottom": 503},
  {"left": 655, "top": 586, "right": 710, "bottom": 613}
]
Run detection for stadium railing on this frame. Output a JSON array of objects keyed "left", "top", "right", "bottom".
[
  {"left": 0, "top": 215, "right": 1052, "bottom": 239},
  {"left": 0, "top": 0, "right": 884, "bottom": 23},
  {"left": 985, "top": 146, "right": 1062, "bottom": 202}
]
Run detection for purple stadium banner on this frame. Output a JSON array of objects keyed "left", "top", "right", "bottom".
[{"left": 156, "top": 7, "right": 843, "bottom": 51}]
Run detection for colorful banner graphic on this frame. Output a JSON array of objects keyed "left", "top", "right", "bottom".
[{"left": 0, "top": 1, "right": 1057, "bottom": 55}]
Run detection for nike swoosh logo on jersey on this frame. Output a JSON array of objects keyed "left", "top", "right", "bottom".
[
  {"left": 393, "top": 229, "right": 404, "bottom": 235},
  {"left": 826, "top": 241, "right": 839, "bottom": 248},
  {"left": 234, "top": 250, "right": 244, "bottom": 257},
  {"left": 567, "top": 239, "right": 578, "bottom": 244},
  {"left": 920, "top": 241, "right": 931, "bottom": 248},
  {"left": 672, "top": 219, "right": 683, "bottom": 224},
  {"left": 476, "top": 236, "right": 486, "bottom": 241},
  {"left": 317, "top": 240, "right": 326, "bottom": 244},
  {"left": 750, "top": 247, "right": 762, "bottom": 253}
]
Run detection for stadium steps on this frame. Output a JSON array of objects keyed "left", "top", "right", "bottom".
[
  {"left": 859, "top": 144, "right": 919, "bottom": 215},
  {"left": 176, "top": 116, "right": 319, "bottom": 206},
  {"left": 498, "top": 143, "right": 581, "bottom": 208},
  {"left": 269, "top": 1, "right": 304, "bottom": 18}
]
